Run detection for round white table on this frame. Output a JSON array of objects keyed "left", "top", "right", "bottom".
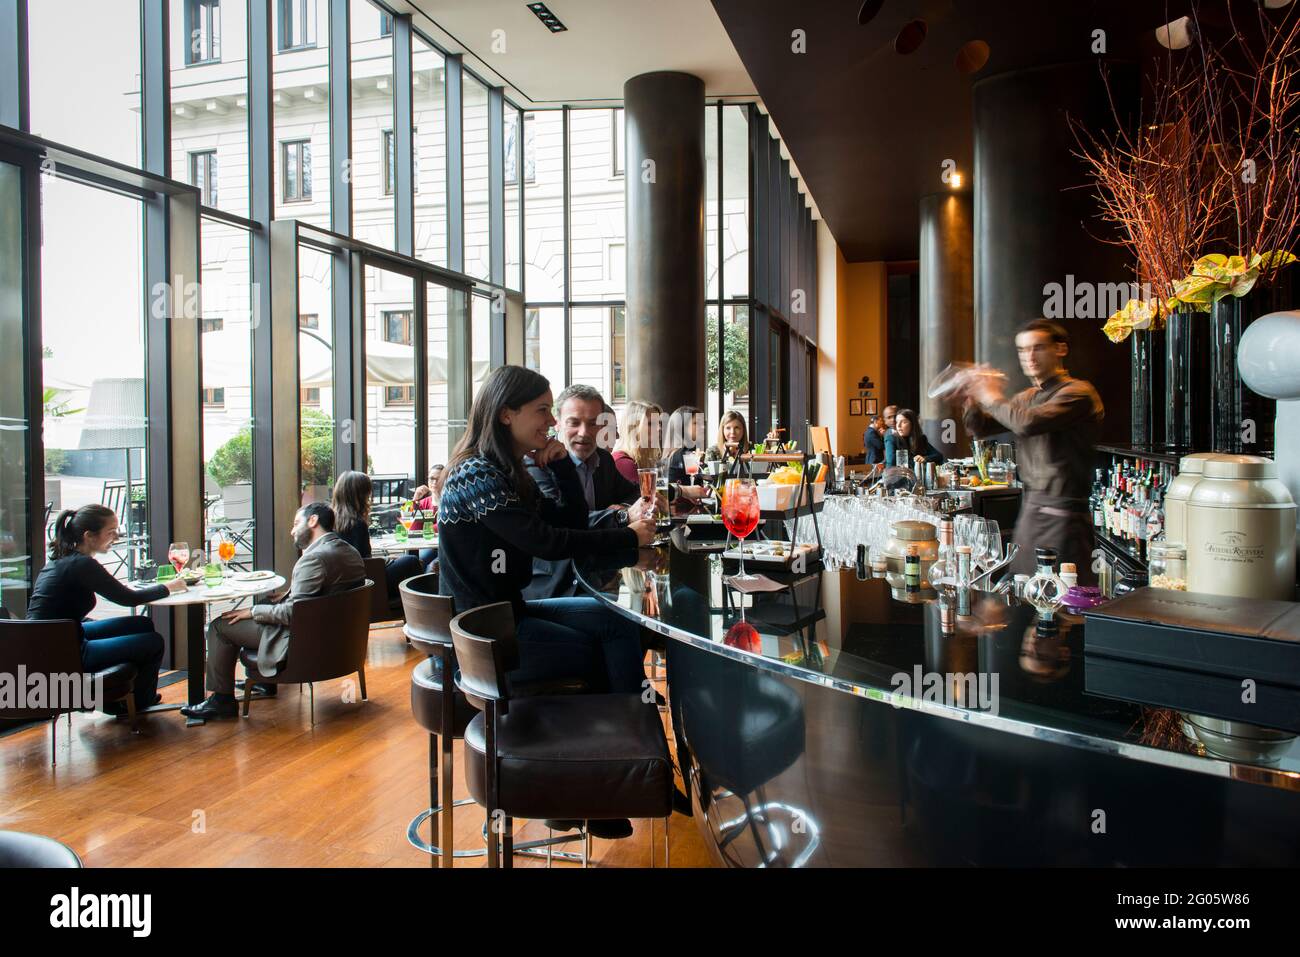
[
  {"left": 371, "top": 534, "right": 437, "bottom": 557},
  {"left": 143, "top": 571, "right": 286, "bottom": 725}
]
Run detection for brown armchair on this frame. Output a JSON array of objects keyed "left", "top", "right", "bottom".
[
  {"left": 0, "top": 616, "right": 140, "bottom": 765},
  {"left": 238, "top": 580, "right": 374, "bottom": 725}
]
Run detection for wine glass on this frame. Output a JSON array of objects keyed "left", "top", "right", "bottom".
[
  {"left": 168, "top": 542, "right": 189, "bottom": 575},
  {"left": 722, "top": 478, "right": 761, "bottom": 582},
  {"left": 683, "top": 451, "right": 701, "bottom": 487},
  {"left": 217, "top": 534, "right": 236, "bottom": 568}
]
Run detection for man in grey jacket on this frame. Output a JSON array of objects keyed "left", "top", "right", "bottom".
[{"left": 180, "top": 502, "right": 366, "bottom": 720}]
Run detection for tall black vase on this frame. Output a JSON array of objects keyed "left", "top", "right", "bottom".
[
  {"left": 1164, "top": 309, "right": 1209, "bottom": 451},
  {"left": 1210, "top": 286, "right": 1282, "bottom": 455},
  {"left": 1129, "top": 328, "right": 1164, "bottom": 446}
]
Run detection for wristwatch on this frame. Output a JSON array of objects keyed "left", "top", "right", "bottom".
[{"left": 615, "top": 508, "right": 630, "bottom": 527}]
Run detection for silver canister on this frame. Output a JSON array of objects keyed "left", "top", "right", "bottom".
[{"left": 1185, "top": 454, "right": 1297, "bottom": 600}]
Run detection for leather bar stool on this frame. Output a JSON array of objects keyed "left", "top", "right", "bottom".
[
  {"left": 403, "top": 576, "right": 592, "bottom": 865},
  {"left": 451, "top": 602, "right": 674, "bottom": 868},
  {"left": 0, "top": 830, "right": 82, "bottom": 868},
  {"left": 401, "top": 574, "right": 484, "bottom": 867}
]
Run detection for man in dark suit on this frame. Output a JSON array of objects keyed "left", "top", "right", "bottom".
[
  {"left": 180, "top": 502, "right": 366, "bottom": 719},
  {"left": 863, "top": 414, "right": 887, "bottom": 466},
  {"left": 524, "top": 384, "right": 659, "bottom": 599}
]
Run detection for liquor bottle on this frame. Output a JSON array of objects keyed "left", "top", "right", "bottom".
[
  {"left": 1090, "top": 469, "right": 1106, "bottom": 531},
  {"left": 1143, "top": 474, "right": 1164, "bottom": 545}
]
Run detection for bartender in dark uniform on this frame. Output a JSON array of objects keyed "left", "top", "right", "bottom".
[{"left": 959, "top": 319, "right": 1103, "bottom": 583}]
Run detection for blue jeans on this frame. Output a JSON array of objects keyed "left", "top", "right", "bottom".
[
  {"left": 80, "top": 615, "right": 165, "bottom": 711},
  {"left": 516, "top": 598, "right": 645, "bottom": 694}
]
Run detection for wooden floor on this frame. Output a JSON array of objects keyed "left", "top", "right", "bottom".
[{"left": 0, "top": 626, "right": 715, "bottom": 868}]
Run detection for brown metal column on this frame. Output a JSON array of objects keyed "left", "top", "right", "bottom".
[
  {"left": 919, "top": 191, "right": 974, "bottom": 454},
  {"left": 624, "top": 71, "right": 706, "bottom": 414},
  {"left": 973, "top": 63, "right": 1136, "bottom": 444}
]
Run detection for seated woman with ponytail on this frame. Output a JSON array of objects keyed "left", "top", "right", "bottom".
[
  {"left": 435, "top": 364, "right": 657, "bottom": 696},
  {"left": 331, "top": 470, "right": 427, "bottom": 599},
  {"left": 26, "top": 504, "right": 188, "bottom": 714}
]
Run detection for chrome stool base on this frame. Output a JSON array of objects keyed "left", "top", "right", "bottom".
[
  {"left": 480, "top": 822, "right": 589, "bottom": 864},
  {"left": 407, "top": 799, "right": 488, "bottom": 859}
]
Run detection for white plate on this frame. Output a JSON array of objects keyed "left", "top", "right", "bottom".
[
  {"left": 199, "top": 587, "right": 236, "bottom": 598},
  {"left": 232, "top": 570, "right": 275, "bottom": 582}
]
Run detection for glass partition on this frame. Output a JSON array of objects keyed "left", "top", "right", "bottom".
[
  {"left": 274, "top": 0, "right": 330, "bottom": 226},
  {"left": 463, "top": 76, "right": 491, "bottom": 281}
]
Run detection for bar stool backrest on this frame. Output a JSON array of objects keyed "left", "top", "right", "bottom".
[
  {"left": 449, "top": 602, "right": 518, "bottom": 709},
  {"left": 399, "top": 574, "right": 454, "bottom": 651}
]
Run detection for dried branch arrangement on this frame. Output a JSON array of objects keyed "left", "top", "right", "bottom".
[{"left": 1073, "top": 1, "right": 1300, "bottom": 342}]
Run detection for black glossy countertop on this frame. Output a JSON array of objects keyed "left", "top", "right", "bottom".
[{"left": 576, "top": 545, "right": 1300, "bottom": 792}]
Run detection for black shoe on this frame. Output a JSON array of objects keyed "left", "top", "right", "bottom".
[
  {"left": 179, "top": 695, "right": 238, "bottom": 719},
  {"left": 234, "top": 680, "right": 278, "bottom": 697},
  {"left": 587, "top": 818, "right": 634, "bottom": 840},
  {"left": 541, "top": 818, "right": 634, "bottom": 840}
]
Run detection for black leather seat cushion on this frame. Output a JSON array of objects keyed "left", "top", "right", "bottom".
[
  {"left": 95, "top": 663, "right": 138, "bottom": 710},
  {"left": 0, "top": 830, "right": 82, "bottom": 868},
  {"left": 410, "top": 656, "right": 478, "bottom": 738},
  {"left": 464, "top": 694, "right": 673, "bottom": 821}
]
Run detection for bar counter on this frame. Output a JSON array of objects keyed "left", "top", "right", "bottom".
[{"left": 576, "top": 545, "right": 1300, "bottom": 867}]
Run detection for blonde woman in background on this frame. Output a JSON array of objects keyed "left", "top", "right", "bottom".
[
  {"left": 612, "top": 399, "right": 663, "bottom": 484},
  {"left": 715, "top": 409, "right": 749, "bottom": 459}
]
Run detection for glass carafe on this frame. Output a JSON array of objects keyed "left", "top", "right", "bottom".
[{"left": 1022, "top": 547, "right": 1068, "bottom": 612}]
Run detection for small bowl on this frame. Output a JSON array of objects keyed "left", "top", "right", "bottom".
[{"left": 1061, "top": 585, "right": 1104, "bottom": 613}]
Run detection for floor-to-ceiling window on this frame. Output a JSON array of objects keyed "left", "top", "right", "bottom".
[
  {"left": 0, "top": 160, "right": 29, "bottom": 615},
  {"left": 463, "top": 76, "right": 491, "bottom": 282},
  {"left": 298, "top": 245, "right": 334, "bottom": 502},
  {"left": 40, "top": 178, "right": 149, "bottom": 614},
  {"left": 352, "top": 0, "right": 395, "bottom": 248},
  {"left": 274, "top": 0, "right": 330, "bottom": 227},
  {"left": 364, "top": 264, "right": 416, "bottom": 483},
  {"left": 200, "top": 218, "right": 256, "bottom": 569},
  {"left": 413, "top": 36, "right": 447, "bottom": 268}
]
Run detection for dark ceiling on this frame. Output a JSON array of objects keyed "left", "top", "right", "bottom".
[{"left": 711, "top": 0, "right": 1200, "bottom": 262}]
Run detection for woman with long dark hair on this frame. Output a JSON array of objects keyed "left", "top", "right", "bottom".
[
  {"left": 660, "top": 405, "right": 703, "bottom": 485},
  {"left": 435, "top": 365, "right": 656, "bottom": 695},
  {"left": 331, "top": 470, "right": 425, "bottom": 599},
  {"left": 26, "top": 504, "right": 187, "bottom": 714},
  {"left": 884, "top": 408, "right": 946, "bottom": 466}
]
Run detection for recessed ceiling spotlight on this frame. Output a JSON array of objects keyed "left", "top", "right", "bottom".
[
  {"left": 526, "top": 2, "right": 567, "bottom": 33},
  {"left": 1264, "top": 0, "right": 1295, "bottom": 9},
  {"left": 1155, "top": 15, "right": 1193, "bottom": 50},
  {"left": 894, "top": 19, "right": 927, "bottom": 55},
  {"left": 954, "top": 40, "right": 990, "bottom": 74},
  {"left": 857, "top": 0, "right": 885, "bottom": 25}
]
